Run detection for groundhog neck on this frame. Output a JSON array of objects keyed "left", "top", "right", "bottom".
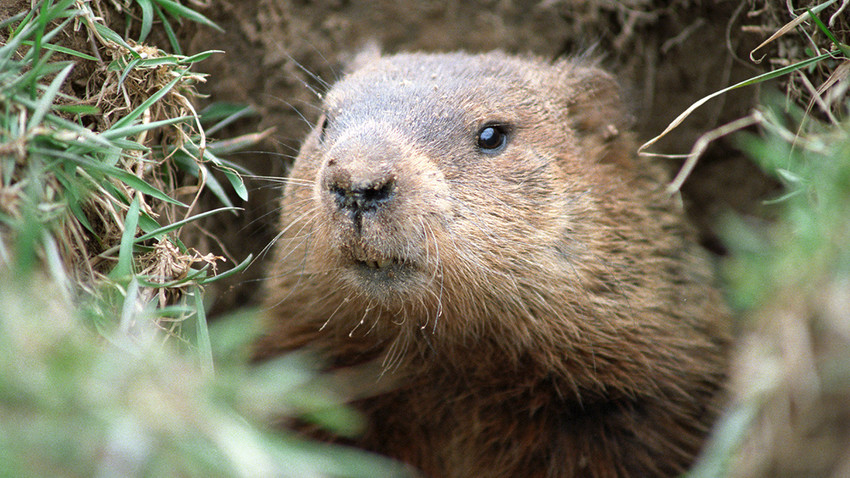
[{"left": 312, "top": 297, "right": 694, "bottom": 406}]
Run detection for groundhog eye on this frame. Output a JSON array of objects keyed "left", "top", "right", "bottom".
[{"left": 476, "top": 124, "right": 508, "bottom": 152}]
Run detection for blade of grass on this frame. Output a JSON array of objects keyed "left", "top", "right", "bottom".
[
  {"left": 137, "top": 0, "right": 154, "bottom": 43},
  {"left": 640, "top": 51, "right": 833, "bottom": 153},
  {"left": 110, "top": 72, "right": 186, "bottom": 130},
  {"left": 117, "top": 57, "right": 142, "bottom": 90},
  {"left": 26, "top": 62, "right": 74, "bottom": 131},
  {"left": 14, "top": 187, "right": 43, "bottom": 278},
  {"left": 748, "top": 0, "right": 839, "bottom": 62},
  {"left": 138, "top": 213, "right": 161, "bottom": 234},
  {"left": 112, "top": 195, "right": 142, "bottom": 278},
  {"left": 41, "top": 230, "right": 73, "bottom": 301},
  {"left": 153, "top": 0, "right": 224, "bottom": 32},
  {"left": 52, "top": 167, "right": 94, "bottom": 232},
  {"left": 197, "top": 254, "right": 253, "bottom": 285},
  {"left": 192, "top": 285, "right": 214, "bottom": 375},
  {"left": 100, "top": 115, "right": 194, "bottom": 141},
  {"left": 172, "top": 151, "right": 235, "bottom": 208},
  {"left": 206, "top": 130, "right": 274, "bottom": 157},
  {"left": 180, "top": 50, "right": 224, "bottom": 64},
  {"left": 91, "top": 22, "right": 139, "bottom": 56},
  {"left": 153, "top": 2, "right": 181, "bottom": 54},
  {"left": 0, "top": 10, "right": 27, "bottom": 30},
  {"left": 32, "top": 147, "right": 187, "bottom": 207},
  {"left": 222, "top": 167, "right": 248, "bottom": 201},
  {"left": 205, "top": 113, "right": 256, "bottom": 138},
  {"left": 135, "top": 207, "right": 241, "bottom": 242},
  {"left": 807, "top": 7, "right": 850, "bottom": 56},
  {"left": 119, "top": 276, "right": 141, "bottom": 334},
  {"left": 54, "top": 104, "right": 100, "bottom": 115},
  {"left": 19, "top": 41, "right": 99, "bottom": 61}
]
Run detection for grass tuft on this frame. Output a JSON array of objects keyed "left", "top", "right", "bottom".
[{"left": 0, "top": 1, "right": 405, "bottom": 476}]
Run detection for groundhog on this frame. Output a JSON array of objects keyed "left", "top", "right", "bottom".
[{"left": 254, "top": 50, "right": 730, "bottom": 478}]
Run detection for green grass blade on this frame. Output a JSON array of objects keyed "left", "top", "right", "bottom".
[
  {"left": 807, "top": 8, "right": 850, "bottom": 56},
  {"left": 119, "top": 277, "right": 141, "bottom": 333},
  {"left": 91, "top": 22, "right": 139, "bottom": 56},
  {"left": 110, "top": 72, "right": 185, "bottom": 130},
  {"left": 640, "top": 51, "right": 833, "bottom": 152},
  {"left": 137, "top": 0, "right": 154, "bottom": 43},
  {"left": 138, "top": 212, "right": 162, "bottom": 235},
  {"left": 108, "top": 169, "right": 187, "bottom": 207},
  {"left": 197, "top": 253, "right": 253, "bottom": 285},
  {"left": 0, "top": 10, "right": 27, "bottom": 30},
  {"left": 153, "top": 0, "right": 224, "bottom": 32},
  {"left": 180, "top": 50, "right": 224, "bottom": 64},
  {"left": 117, "top": 57, "right": 141, "bottom": 90},
  {"left": 202, "top": 103, "right": 256, "bottom": 135},
  {"left": 222, "top": 167, "right": 248, "bottom": 201},
  {"left": 135, "top": 207, "right": 241, "bottom": 242},
  {"left": 27, "top": 62, "right": 74, "bottom": 131},
  {"left": 20, "top": 40, "right": 99, "bottom": 61},
  {"left": 54, "top": 104, "right": 100, "bottom": 115},
  {"left": 192, "top": 285, "right": 214, "bottom": 375},
  {"left": 153, "top": 2, "right": 182, "bottom": 54},
  {"left": 31, "top": 148, "right": 187, "bottom": 207},
  {"left": 171, "top": 152, "right": 235, "bottom": 208},
  {"left": 52, "top": 168, "right": 94, "bottom": 233},
  {"left": 112, "top": 195, "right": 142, "bottom": 279},
  {"left": 101, "top": 115, "right": 193, "bottom": 141}
]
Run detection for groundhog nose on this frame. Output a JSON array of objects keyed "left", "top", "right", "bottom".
[
  {"left": 329, "top": 175, "right": 395, "bottom": 214},
  {"left": 323, "top": 129, "right": 403, "bottom": 219}
]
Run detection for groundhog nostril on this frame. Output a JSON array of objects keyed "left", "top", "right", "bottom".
[
  {"left": 330, "top": 179, "right": 395, "bottom": 214},
  {"left": 359, "top": 181, "right": 394, "bottom": 208}
]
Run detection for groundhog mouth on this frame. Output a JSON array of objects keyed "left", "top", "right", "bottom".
[{"left": 346, "top": 242, "right": 416, "bottom": 275}]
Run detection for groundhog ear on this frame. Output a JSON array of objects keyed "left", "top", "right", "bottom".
[
  {"left": 343, "top": 41, "right": 382, "bottom": 74},
  {"left": 557, "top": 63, "right": 635, "bottom": 167}
]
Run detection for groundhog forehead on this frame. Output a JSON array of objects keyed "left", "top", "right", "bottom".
[{"left": 321, "top": 52, "right": 556, "bottom": 146}]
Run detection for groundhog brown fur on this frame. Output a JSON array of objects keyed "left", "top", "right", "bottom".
[{"left": 254, "top": 50, "right": 730, "bottom": 477}]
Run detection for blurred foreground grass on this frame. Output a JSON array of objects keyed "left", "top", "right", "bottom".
[
  {"left": 0, "top": 1, "right": 402, "bottom": 476},
  {"left": 685, "top": 3, "right": 850, "bottom": 476}
]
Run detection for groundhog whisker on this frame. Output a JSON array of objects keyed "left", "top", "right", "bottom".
[
  {"left": 227, "top": 149, "right": 299, "bottom": 160},
  {"left": 319, "top": 291, "right": 355, "bottom": 331},
  {"left": 421, "top": 219, "right": 444, "bottom": 332},
  {"left": 267, "top": 137, "right": 303, "bottom": 155},
  {"left": 282, "top": 51, "right": 333, "bottom": 91},
  {"left": 348, "top": 301, "right": 374, "bottom": 337},
  {"left": 242, "top": 174, "right": 316, "bottom": 187},
  {"left": 266, "top": 96, "right": 315, "bottom": 129},
  {"left": 256, "top": 205, "right": 318, "bottom": 262},
  {"left": 364, "top": 307, "right": 382, "bottom": 336}
]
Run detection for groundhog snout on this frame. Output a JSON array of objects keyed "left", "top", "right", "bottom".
[
  {"left": 321, "top": 150, "right": 405, "bottom": 230},
  {"left": 327, "top": 173, "right": 396, "bottom": 217}
]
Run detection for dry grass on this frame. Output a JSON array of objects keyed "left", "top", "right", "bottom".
[{"left": 0, "top": 1, "right": 401, "bottom": 476}]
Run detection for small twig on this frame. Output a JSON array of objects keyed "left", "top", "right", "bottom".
[
  {"left": 750, "top": 0, "right": 840, "bottom": 63},
  {"left": 664, "top": 113, "right": 763, "bottom": 195},
  {"left": 661, "top": 18, "right": 705, "bottom": 54},
  {"left": 798, "top": 70, "right": 839, "bottom": 125},
  {"left": 829, "top": 0, "right": 849, "bottom": 26}
]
